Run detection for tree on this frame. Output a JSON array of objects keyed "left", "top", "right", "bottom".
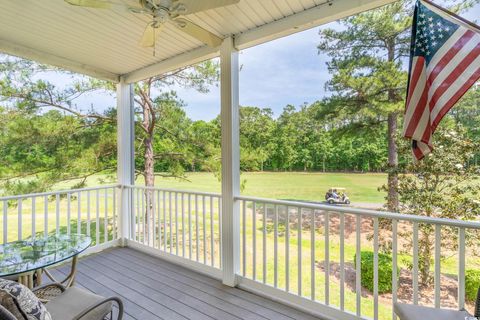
[
  {"left": 317, "top": 0, "right": 475, "bottom": 210},
  {"left": 118, "top": 62, "right": 220, "bottom": 243},
  {"left": 450, "top": 84, "right": 480, "bottom": 165},
  {"left": 0, "top": 54, "right": 219, "bottom": 244},
  {"left": 391, "top": 126, "right": 480, "bottom": 285},
  {"left": 0, "top": 57, "right": 117, "bottom": 194},
  {"left": 133, "top": 61, "right": 218, "bottom": 184},
  {"left": 187, "top": 119, "right": 221, "bottom": 172},
  {"left": 271, "top": 105, "right": 299, "bottom": 171},
  {"left": 239, "top": 106, "right": 275, "bottom": 171},
  {"left": 318, "top": 1, "right": 412, "bottom": 211}
]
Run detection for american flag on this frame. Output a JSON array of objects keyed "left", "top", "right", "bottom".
[{"left": 403, "top": 0, "right": 480, "bottom": 161}]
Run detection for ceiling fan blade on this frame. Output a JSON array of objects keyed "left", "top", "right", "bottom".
[
  {"left": 64, "top": 0, "right": 114, "bottom": 9},
  {"left": 140, "top": 23, "right": 164, "bottom": 48},
  {"left": 172, "top": 0, "right": 240, "bottom": 15},
  {"left": 174, "top": 19, "right": 222, "bottom": 47},
  {"left": 65, "top": 0, "right": 141, "bottom": 11}
]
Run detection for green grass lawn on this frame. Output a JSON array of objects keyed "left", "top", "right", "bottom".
[
  {"left": 135, "top": 202, "right": 480, "bottom": 320},
  {"left": 135, "top": 171, "right": 388, "bottom": 204},
  {"left": 3, "top": 172, "right": 477, "bottom": 319},
  {"left": 0, "top": 189, "right": 116, "bottom": 244}
]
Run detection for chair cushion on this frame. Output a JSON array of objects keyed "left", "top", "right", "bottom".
[
  {"left": 394, "top": 303, "right": 471, "bottom": 320},
  {"left": 0, "top": 278, "right": 52, "bottom": 320},
  {"left": 46, "top": 286, "right": 112, "bottom": 320}
]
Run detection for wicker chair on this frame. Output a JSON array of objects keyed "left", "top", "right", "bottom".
[{"left": 0, "top": 282, "right": 123, "bottom": 320}]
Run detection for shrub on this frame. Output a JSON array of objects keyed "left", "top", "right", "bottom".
[
  {"left": 465, "top": 269, "right": 480, "bottom": 302},
  {"left": 354, "top": 251, "right": 398, "bottom": 294}
]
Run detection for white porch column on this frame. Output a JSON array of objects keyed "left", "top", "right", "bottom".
[
  {"left": 117, "top": 78, "right": 135, "bottom": 246},
  {"left": 220, "top": 37, "right": 240, "bottom": 287}
]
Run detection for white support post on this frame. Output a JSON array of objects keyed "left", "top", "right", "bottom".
[
  {"left": 220, "top": 37, "right": 240, "bottom": 287},
  {"left": 117, "top": 78, "right": 135, "bottom": 246}
]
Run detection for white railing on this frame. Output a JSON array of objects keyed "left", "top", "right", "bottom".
[
  {"left": 125, "top": 185, "right": 222, "bottom": 272},
  {"left": 0, "top": 185, "right": 119, "bottom": 249},
  {"left": 3, "top": 184, "right": 480, "bottom": 320},
  {"left": 235, "top": 196, "right": 480, "bottom": 320}
]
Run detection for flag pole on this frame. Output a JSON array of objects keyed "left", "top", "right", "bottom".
[{"left": 422, "top": 0, "right": 480, "bottom": 32}]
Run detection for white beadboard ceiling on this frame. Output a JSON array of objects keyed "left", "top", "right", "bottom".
[{"left": 0, "top": 0, "right": 395, "bottom": 82}]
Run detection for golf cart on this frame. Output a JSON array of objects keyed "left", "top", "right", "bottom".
[{"left": 325, "top": 187, "right": 350, "bottom": 205}]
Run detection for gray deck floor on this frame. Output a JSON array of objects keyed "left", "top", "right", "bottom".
[{"left": 49, "top": 247, "right": 320, "bottom": 320}]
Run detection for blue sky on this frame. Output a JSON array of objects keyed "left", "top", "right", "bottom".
[
  {"left": 176, "top": 25, "right": 333, "bottom": 121},
  {"left": 167, "top": 1, "right": 480, "bottom": 121},
  {"left": 66, "top": 1, "right": 480, "bottom": 121}
]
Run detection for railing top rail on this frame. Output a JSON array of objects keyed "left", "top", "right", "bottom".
[
  {"left": 124, "top": 185, "right": 221, "bottom": 198},
  {"left": 0, "top": 184, "right": 120, "bottom": 201},
  {"left": 236, "top": 195, "right": 480, "bottom": 230},
  {"left": 2, "top": 182, "right": 479, "bottom": 229}
]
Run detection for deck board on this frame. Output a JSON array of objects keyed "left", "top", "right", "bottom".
[{"left": 48, "top": 247, "right": 320, "bottom": 320}]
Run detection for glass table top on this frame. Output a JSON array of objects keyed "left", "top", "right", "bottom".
[{"left": 0, "top": 234, "right": 91, "bottom": 277}]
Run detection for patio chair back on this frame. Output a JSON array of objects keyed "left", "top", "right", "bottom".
[
  {"left": 0, "top": 304, "right": 17, "bottom": 320},
  {"left": 475, "top": 287, "right": 480, "bottom": 318}
]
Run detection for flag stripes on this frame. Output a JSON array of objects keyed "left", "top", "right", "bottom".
[{"left": 403, "top": 0, "right": 480, "bottom": 160}]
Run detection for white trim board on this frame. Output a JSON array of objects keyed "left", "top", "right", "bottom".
[
  {"left": 235, "top": 0, "right": 397, "bottom": 50},
  {"left": 0, "top": 39, "right": 119, "bottom": 82},
  {"left": 123, "top": 46, "right": 219, "bottom": 84}
]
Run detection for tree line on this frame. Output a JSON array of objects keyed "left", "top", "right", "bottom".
[{"left": 1, "top": 79, "right": 477, "bottom": 196}]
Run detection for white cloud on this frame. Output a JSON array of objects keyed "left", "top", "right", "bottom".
[{"left": 179, "top": 25, "right": 334, "bottom": 120}]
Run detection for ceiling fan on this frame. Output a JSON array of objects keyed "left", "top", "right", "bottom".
[{"left": 64, "top": 0, "right": 240, "bottom": 48}]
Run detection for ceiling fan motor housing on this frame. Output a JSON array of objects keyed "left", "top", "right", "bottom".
[
  {"left": 140, "top": 0, "right": 173, "bottom": 24},
  {"left": 139, "top": 0, "right": 172, "bottom": 11}
]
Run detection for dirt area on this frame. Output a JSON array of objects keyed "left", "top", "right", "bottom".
[
  {"left": 317, "top": 260, "right": 474, "bottom": 313},
  {"left": 350, "top": 202, "right": 384, "bottom": 210},
  {"left": 264, "top": 205, "right": 474, "bottom": 313}
]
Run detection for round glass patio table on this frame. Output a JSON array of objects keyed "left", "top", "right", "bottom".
[{"left": 0, "top": 233, "right": 91, "bottom": 288}]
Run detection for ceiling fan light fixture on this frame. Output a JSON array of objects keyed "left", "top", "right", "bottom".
[
  {"left": 173, "top": 19, "right": 186, "bottom": 28},
  {"left": 171, "top": 3, "right": 187, "bottom": 14}
]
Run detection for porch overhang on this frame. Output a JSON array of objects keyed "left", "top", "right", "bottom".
[{"left": 0, "top": 0, "right": 396, "bottom": 83}]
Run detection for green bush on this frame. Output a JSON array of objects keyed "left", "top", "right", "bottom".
[
  {"left": 354, "top": 251, "right": 398, "bottom": 294},
  {"left": 465, "top": 269, "right": 480, "bottom": 302}
]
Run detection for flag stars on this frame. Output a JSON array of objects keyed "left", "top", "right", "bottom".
[{"left": 414, "top": 7, "right": 459, "bottom": 58}]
